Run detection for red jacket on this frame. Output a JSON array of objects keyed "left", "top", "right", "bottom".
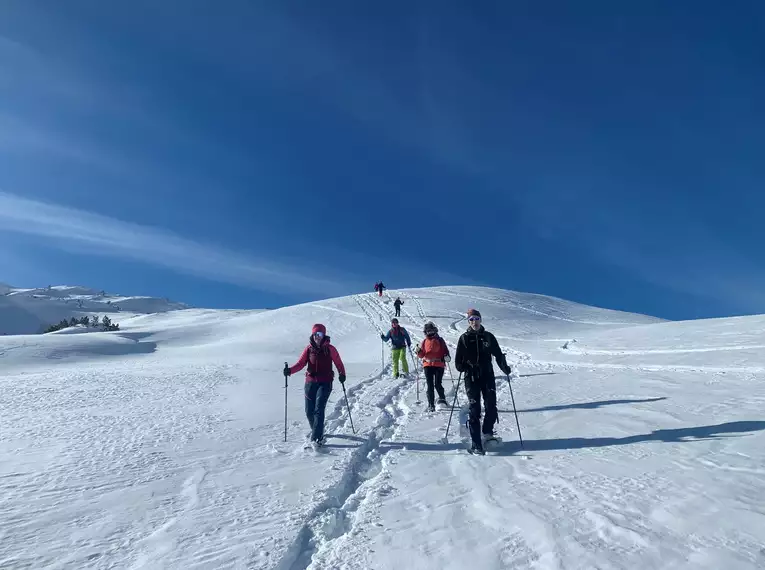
[
  {"left": 417, "top": 335, "right": 449, "bottom": 368},
  {"left": 289, "top": 336, "right": 345, "bottom": 383}
]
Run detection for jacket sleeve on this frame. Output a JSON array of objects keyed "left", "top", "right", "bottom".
[
  {"left": 455, "top": 335, "right": 465, "bottom": 371},
  {"left": 289, "top": 347, "right": 309, "bottom": 375},
  {"left": 489, "top": 333, "right": 508, "bottom": 369},
  {"left": 381, "top": 330, "right": 391, "bottom": 342},
  {"left": 404, "top": 329, "right": 412, "bottom": 347},
  {"left": 329, "top": 345, "right": 346, "bottom": 376}
]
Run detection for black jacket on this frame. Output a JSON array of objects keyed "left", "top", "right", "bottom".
[{"left": 455, "top": 325, "right": 510, "bottom": 379}]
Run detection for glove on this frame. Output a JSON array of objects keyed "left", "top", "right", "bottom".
[
  {"left": 501, "top": 364, "right": 512, "bottom": 375},
  {"left": 415, "top": 343, "right": 421, "bottom": 353},
  {"left": 283, "top": 364, "right": 291, "bottom": 377},
  {"left": 444, "top": 355, "right": 451, "bottom": 363},
  {"left": 339, "top": 373, "right": 346, "bottom": 384},
  {"left": 380, "top": 334, "right": 386, "bottom": 341}
]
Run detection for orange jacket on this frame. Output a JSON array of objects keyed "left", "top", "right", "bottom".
[{"left": 417, "top": 335, "right": 449, "bottom": 368}]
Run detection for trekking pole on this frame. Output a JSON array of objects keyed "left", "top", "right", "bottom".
[
  {"left": 341, "top": 382, "right": 356, "bottom": 434},
  {"left": 283, "top": 361, "right": 289, "bottom": 442},
  {"left": 506, "top": 372, "right": 524, "bottom": 448},
  {"left": 447, "top": 361, "right": 460, "bottom": 406},
  {"left": 409, "top": 346, "right": 421, "bottom": 404},
  {"left": 442, "top": 371, "right": 463, "bottom": 443}
]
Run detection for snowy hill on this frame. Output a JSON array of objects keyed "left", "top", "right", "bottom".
[
  {"left": 1, "top": 286, "right": 764, "bottom": 569},
  {"left": 0, "top": 284, "right": 188, "bottom": 335}
]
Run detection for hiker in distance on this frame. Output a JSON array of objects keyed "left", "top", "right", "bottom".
[
  {"left": 284, "top": 323, "right": 346, "bottom": 449},
  {"left": 393, "top": 297, "right": 403, "bottom": 317},
  {"left": 416, "top": 321, "right": 450, "bottom": 411},
  {"left": 455, "top": 309, "right": 512, "bottom": 454},
  {"left": 376, "top": 281, "right": 386, "bottom": 296},
  {"left": 380, "top": 317, "right": 412, "bottom": 378}
]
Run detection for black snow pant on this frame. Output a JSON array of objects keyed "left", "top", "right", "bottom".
[
  {"left": 304, "top": 381, "right": 333, "bottom": 442},
  {"left": 424, "top": 366, "right": 446, "bottom": 406},
  {"left": 464, "top": 368, "right": 498, "bottom": 439},
  {"left": 394, "top": 306, "right": 401, "bottom": 317}
]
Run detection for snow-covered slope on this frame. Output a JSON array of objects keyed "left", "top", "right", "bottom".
[
  {"left": 0, "top": 284, "right": 188, "bottom": 335},
  {"left": 1, "top": 286, "right": 764, "bottom": 570}
]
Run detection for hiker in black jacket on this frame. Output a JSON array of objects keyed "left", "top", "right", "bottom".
[
  {"left": 393, "top": 297, "right": 403, "bottom": 317},
  {"left": 454, "top": 308, "right": 512, "bottom": 454}
]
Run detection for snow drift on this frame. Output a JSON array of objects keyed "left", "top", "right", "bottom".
[{"left": 1, "top": 285, "right": 763, "bottom": 570}]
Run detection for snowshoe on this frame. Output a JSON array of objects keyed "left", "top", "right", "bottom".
[
  {"left": 468, "top": 443, "right": 486, "bottom": 455},
  {"left": 482, "top": 432, "right": 502, "bottom": 451},
  {"left": 426, "top": 403, "right": 436, "bottom": 413},
  {"left": 304, "top": 435, "right": 327, "bottom": 451},
  {"left": 436, "top": 398, "right": 448, "bottom": 411}
]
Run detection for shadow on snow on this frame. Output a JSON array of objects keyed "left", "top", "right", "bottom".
[
  {"left": 499, "top": 396, "right": 668, "bottom": 414},
  {"left": 379, "top": 420, "right": 765, "bottom": 456}
]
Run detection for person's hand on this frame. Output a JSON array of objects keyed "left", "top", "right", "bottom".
[
  {"left": 339, "top": 373, "right": 346, "bottom": 384},
  {"left": 444, "top": 355, "right": 451, "bottom": 363},
  {"left": 283, "top": 364, "right": 291, "bottom": 377}
]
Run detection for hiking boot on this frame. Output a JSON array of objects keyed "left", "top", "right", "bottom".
[{"left": 466, "top": 420, "right": 484, "bottom": 454}]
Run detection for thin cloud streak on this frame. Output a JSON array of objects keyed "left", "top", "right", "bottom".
[{"left": 0, "top": 192, "right": 350, "bottom": 296}]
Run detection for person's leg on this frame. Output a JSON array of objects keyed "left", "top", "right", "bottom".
[
  {"left": 464, "top": 373, "right": 483, "bottom": 449},
  {"left": 424, "top": 366, "right": 436, "bottom": 408},
  {"left": 481, "top": 374, "right": 498, "bottom": 435},
  {"left": 312, "top": 382, "right": 333, "bottom": 441},
  {"left": 401, "top": 348, "right": 409, "bottom": 374},
  {"left": 304, "top": 382, "right": 318, "bottom": 433},
  {"left": 391, "top": 348, "right": 401, "bottom": 377},
  {"left": 434, "top": 367, "right": 446, "bottom": 401}
]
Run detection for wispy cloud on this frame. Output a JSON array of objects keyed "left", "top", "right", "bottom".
[
  {"left": 0, "top": 192, "right": 353, "bottom": 296},
  {"left": 0, "top": 114, "right": 129, "bottom": 173}
]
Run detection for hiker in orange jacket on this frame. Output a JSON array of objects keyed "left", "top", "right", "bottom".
[{"left": 416, "top": 321, "right": 450, "bottom": 411}]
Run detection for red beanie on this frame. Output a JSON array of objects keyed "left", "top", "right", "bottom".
[
  {"left": 467, "top": 308, "right": 481, "bottom": 318},
  {"left": 311, "top": 323, "right": 326, "bottom": 335}
]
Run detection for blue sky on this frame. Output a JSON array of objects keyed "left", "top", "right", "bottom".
[{"left": 1, "top": 1, "right": 764, "bottom": 320}]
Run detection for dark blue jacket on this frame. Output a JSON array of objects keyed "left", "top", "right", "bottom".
[{"left": 381, "top": 326, "right": 411, "bottom": 349}]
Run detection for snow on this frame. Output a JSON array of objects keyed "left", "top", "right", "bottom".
[
  {"left": 1, "top": 285, "right": 764, "bottom": 569},
  {"left": 0, "top": 284, "right": 188, "bottom": 335}
]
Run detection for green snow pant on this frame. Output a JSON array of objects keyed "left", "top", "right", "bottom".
[{"left": 391, "top": 347, "right": 409, "bottom": 376}]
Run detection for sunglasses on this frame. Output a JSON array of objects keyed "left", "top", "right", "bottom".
[
  {"left": 313, "top": 331, "right": 325, "bottom": 338},
  {"left": 468, "top": 316, "right": 481, "bottom": 322}
]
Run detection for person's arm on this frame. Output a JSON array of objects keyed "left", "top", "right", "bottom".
[
  {"left": 455, "top": 335, "right": 465, "bottom": 371},
  {"left": 288, "top": 347, "right": 309, "bottom": 375},
  {"left": 329, "top": 345, "right": 346, "bottom": 376},
  {"left": 489, "top": 333, "right": 510, "bottom": 373}
]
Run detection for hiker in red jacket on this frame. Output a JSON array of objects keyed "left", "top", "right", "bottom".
[
  {"left": 416, "top": 321, "right": 450, "bottom": 411},
  {"left": 284, "top": 324, "right": 346, "bottom": 447}
]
